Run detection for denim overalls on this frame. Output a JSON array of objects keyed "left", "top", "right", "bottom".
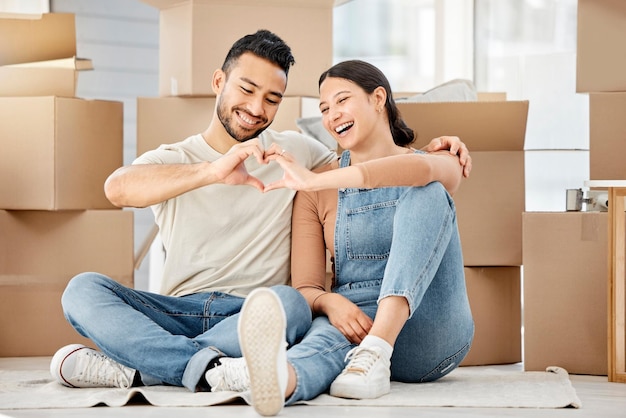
[{"left": 286, "top": 150, "right": 474, "bottom": 403}]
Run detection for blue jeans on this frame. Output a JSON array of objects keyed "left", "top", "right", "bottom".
[
  {"left": 61, "top": 279, "right": 311, "bottom": 391},
  {"left": 285, "top": 152, "right": 474, "bottom": 403}
]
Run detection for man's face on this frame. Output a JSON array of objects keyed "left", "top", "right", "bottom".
[{"left": 215, "top": 53, "right": 288, "bottom": 142}]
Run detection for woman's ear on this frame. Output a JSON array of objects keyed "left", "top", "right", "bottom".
[{"left": 373, "top": 86, "right": 387, "bottom": 110}]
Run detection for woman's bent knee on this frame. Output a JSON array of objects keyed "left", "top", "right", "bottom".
[
  {"left": 271, "top": 285, "right": 313, "bottom": 338},
  {"left": 271, "top": 285, "right": 307, "bottom": 312}
]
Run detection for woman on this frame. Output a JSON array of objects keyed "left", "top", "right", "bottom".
[
  {"left": 209, "top": 60, "right": 474, "bottom": 415},
  {"left": 276, "top": 59, "right": 473, "bottom": 396}
]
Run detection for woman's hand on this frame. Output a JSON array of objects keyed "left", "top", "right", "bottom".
[
  {"left": 422, "top": 135, "right": 472, "bottom": 178},
  {"left": 316, "top": 293, "right": 373, "bottom": 344},
  {"left": 263, "top": 145, "right": 319, "bottom": 192}
]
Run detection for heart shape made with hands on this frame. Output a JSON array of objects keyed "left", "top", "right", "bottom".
[{"left": 225, "top": 149, "right": 291, "bottom": 192}]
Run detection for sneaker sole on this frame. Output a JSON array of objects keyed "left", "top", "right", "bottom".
[
  {"left": 50, "top": 344, "right": 88, "bottom": 388},
  {"left": 330, "top": 379, "right": 390, "bottom": 399},
  {"left": 238, "top": 288, "right": 286, "bottom": 416}
]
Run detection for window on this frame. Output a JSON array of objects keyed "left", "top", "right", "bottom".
[{"left": 333, "top": 0, "right": 473, "bottom": 92}]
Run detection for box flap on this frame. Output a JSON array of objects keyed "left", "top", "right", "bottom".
[
  {"left": 4, "top": 56, "right": 93, "bottom": 71},
  {"left": 140, "top": 0, "right": 186, "bottom": 9},
  {"left": 0, "top": 57, "right": 91, "bottom": 98},
  {"left": 397, "top": 100, "right": 529, "bottom": 151},
  {"left": 141, "top": 0, "right": 337, "bottom": 9},
  {"left": 0, "top": 66, "right": 80, "bottom": 97},
  {"left": 0, "top": 13, "right": 76, "bottom": 65}
]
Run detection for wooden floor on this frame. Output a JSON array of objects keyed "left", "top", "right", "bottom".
[{"left": 1, "top": 359, "right": 626, "bottom": 418}]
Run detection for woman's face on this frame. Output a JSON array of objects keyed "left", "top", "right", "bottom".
[{"left": 318, "top": 76, "right": 381, "bottom": 151}]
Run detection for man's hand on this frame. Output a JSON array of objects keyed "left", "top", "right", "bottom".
[
  {"left": 422, "top": 136, "right": 472, "bottom": 178},
  {"left": 212, "top": 139, "right": 267, "bottom": 191}
]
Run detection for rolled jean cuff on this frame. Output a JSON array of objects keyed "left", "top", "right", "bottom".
[
  {"left": 181, "top": 346, "right": 220, "bottom": 392},
  {"left": 138, "top": 372, "right": 162, "bottom": 386}
]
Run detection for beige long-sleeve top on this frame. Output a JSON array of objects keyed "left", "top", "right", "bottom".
[{"left": 291, "top": 151, "right": 462, "bottom": 314}]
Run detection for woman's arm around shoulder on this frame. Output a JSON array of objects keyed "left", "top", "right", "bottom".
[{"left": 359, "top": 151, "right": 464, "bottom": 195}]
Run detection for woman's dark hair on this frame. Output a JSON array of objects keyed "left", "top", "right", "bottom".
[
  {"left": 318, "top": 60, "right": 415, "bottom": 147},
  {"left": 222, "top": 29, "right": 295, "bottom": 77}
]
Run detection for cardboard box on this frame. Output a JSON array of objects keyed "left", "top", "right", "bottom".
[
  {"left": 589, "top": 92, "right": 626, "bottom": 181},
  {"left": 397, "top": 100, "right": 529, "bottom": 266},
  {"left": 0, "top": 210, "right": 134, "bottom": 285},
  {"left": 0, "top": 13, "right": 76, "bottom": 66},
  {"left": 273, "top": 96, "right": 320, "bottom": 132},
  {"left": 137, "top": 96, "right": 319, "bottom": 156},
  {"left": 0, "top": 97, "right": 123, "bottom": 210},
  {"left": 523, "top": 211, "right": 608, "bottom": 375},
  {"left": 141, "top": 0, "right": 335, "bottom": 97},
  {"left": 460, "top": 266, "right": 522, "bottom": 366},
  {"left": 476, "top": 92, "right": 508, "bottom": 101},
  {"left": 0, "top": 209, "right": 134, "bottom": 356},
  {"left": 0, "top": 284, "right": 96, "bottom": 357},
  {"left": 137, "top": 96, "right": 214, "bottom": 156},
  {"left": 576, "top": 0, "right": 626, "bottom": 92},
  {"left": 0, "top": 57, "right": 92, "bottom": 97}
]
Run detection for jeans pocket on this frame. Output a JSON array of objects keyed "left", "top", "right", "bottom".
[{"left": 345, "top": 200, "right": 397, "bottom": 260}]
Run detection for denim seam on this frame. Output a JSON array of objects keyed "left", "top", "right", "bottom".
[
  {"left": 419, "top": 340, "right": 472, "bottom": 383},
  {"left": 405, "top": 204, "right": 453, "bottom": 316},
  {"left": 110, "top": 280, "right": 206, "bottom": 317}
]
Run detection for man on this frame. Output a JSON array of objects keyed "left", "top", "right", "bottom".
[{"left": 50, "top": 29, "right": 470, "bottom": 415}]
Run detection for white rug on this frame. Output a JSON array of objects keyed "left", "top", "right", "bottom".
[{"left": 0, "top": 364, "right": 581, "bottom": 410}]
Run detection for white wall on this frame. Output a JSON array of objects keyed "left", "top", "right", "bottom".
[{"left": 475, "top": 0, "right": 588, "bottom": 211}]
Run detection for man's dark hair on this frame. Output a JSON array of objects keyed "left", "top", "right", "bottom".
[{"left": 221, "top": 29, "right": 295, "bottom": 77}]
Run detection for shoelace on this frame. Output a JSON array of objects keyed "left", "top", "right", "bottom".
[
  {"left": 73, "top": 350, "right": 132, "bottom": 388},
  {"left": 216, "top": 358, "right": 250, "bottom": 392},
  {"left": 342, "top": 347, "right": 380, "bottom": 376}
]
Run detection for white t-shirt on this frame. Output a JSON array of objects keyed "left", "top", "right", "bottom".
[{"left": 133, "top": 130, "right": 335, "bottom": 297}]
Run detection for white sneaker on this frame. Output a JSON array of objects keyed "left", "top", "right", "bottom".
[
  {"left": 50, "top": 344, "right": 136, "bottom": 388},
  {"left": 238, "top": 288, "right": 287, "bottom": 416},
  {"left": 205, "top": 357, "right": 250, "bottom": 392},
  {"left": 330, "top": 346, "right": 391, "bottom": 399}
]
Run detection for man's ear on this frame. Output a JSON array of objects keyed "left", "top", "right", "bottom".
[{"left": 212, "top": 69, "right": 225, "bottom": 95}]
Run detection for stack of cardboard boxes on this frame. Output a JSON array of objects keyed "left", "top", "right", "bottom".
[
  {"left": 136, "top": 0, "right": 341, "bottom": 156},
  {"left": 0, "top": 13, "right": 133, "bottom": 356},
  {"left": 137, "top": 0, "right": 530, "bottom": 367},
  {"left": 397, "top": 97, "right": 529, "bottom": 366},
  {"left": 521, "top": 0, "right": 626, "bottom": 376},
  {"left": 578, "top": 0, "right": 626, "bottom": 181}
]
